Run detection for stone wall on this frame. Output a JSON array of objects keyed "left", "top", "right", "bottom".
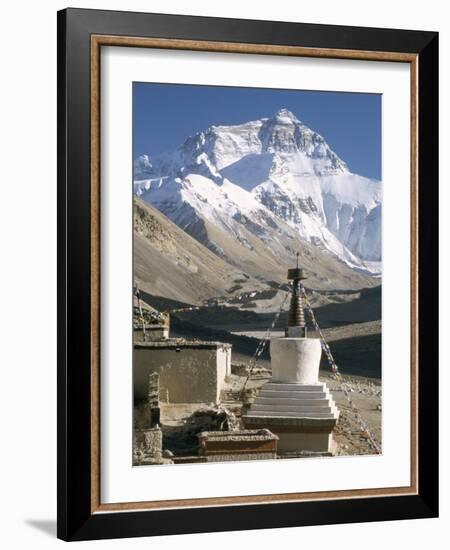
[
  {"left": 133, "top": 325, "right": 169, "bottom": 343},
  {"left": 198, "top": 429, "right": 278, "bottom": 462},
  {"left": 134, "top": 341, "right": 231, "bottom": 405}
]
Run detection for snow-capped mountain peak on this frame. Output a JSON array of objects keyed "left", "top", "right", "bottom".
[
  {"left": 134, "top": 108, "right": 381, "bottom": 272},
  {"left": 272, "top": 107, "right": 300, "bottom": 123},
  {"left": 134, "top": 154, "right": 153, "bottom": 179}
]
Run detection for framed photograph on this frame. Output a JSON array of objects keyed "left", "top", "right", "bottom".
[{"left": 57, "top": 8, "right": 438, "bottom": 541}]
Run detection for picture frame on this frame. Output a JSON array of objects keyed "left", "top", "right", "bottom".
[{"left": 57, "top": 7, "right": 439, "bottom": 541}]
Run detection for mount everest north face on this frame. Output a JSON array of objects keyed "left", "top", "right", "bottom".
[{"left": 134, "top": 108, "right": 381, "bottom": 277}]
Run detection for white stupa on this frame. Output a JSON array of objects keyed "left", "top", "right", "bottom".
[{"left": 243, "top": 262, "right": 339, "bottom": 454}]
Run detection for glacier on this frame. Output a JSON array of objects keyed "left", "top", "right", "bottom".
[{"left": 134, "top": 108, "right": 382, "bottom": 274}]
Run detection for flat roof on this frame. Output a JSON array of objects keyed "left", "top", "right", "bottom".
[
  {"left": 134, "top": 338, "right": 232, "bottom": 350},
  {"left": 198, "top": 429, "right": 278, "bottom": 442}
]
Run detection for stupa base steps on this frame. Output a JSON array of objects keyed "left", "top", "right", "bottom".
[{"left": 242, "top": 381, "right": 339, "bottom": 454}]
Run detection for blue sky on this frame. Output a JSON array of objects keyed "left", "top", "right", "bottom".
[{"left": 133, "top": 82, "right": 381, "bottom": 180}]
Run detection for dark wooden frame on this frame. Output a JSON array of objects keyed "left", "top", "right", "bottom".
[{"left": 57, "top": 7, "right": 439, "bottom": 541}]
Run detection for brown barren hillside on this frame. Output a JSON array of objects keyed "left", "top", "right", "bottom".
[{"left": 134, "top": 198, "right": 380, "bottom": 305}]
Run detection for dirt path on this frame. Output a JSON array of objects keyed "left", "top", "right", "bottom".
[{"left": 323, "top": 373, "right": 381, "bottom": 455}]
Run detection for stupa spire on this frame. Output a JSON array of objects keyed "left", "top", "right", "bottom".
[{"left": 286, "top": 253, "right": 307, "bottom": 338}]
